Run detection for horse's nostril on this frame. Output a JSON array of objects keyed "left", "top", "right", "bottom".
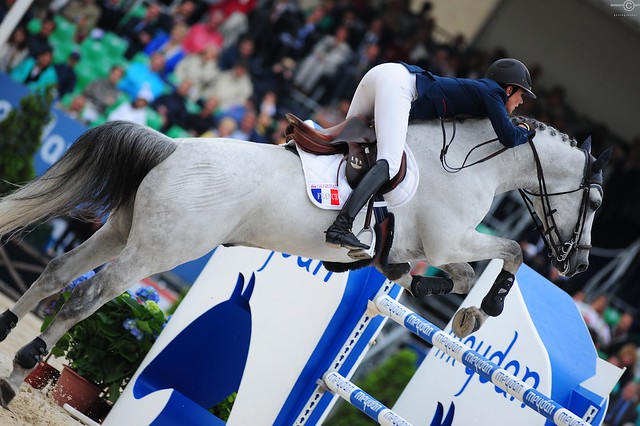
[{"left": 576, "top": 263, "right": 588, "bottom": 274}]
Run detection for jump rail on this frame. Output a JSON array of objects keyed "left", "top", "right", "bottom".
[
  {"left": 322, "top": 371, "right": 412, "bottom": 426},
  {"left": 351, "top": 294, "right": 592, "bottom": 426}
]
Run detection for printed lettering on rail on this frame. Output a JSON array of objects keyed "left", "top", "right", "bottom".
[
  {"left": 524, "top": 390, "right": 557, "bottom": 416},
  {"left": 329, "top": 374, "right": 357, "bottom": 395},
  {"left": 406, "top": 315, "right": 436, "bottom": 341},
  {"left": 555, "top": 410, "right": 587, "bottom": 426},
  {"left": 379, "top": 298, "right": 408, "bottom": 318},
  {"left": 381, "top": 411, "right": 412, "bottom": 426},
  {"left": 433, "top": 330, "right": 541, "bottom": 408},
  {"left": 353, "top": 391, "right": 384, "bottom": 413},
  {"left": 463, "top": 351, "right": 495, "bottom": 378}
]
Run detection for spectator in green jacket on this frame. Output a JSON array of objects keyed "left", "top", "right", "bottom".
[{"left": 10, "top": 44, "right": 58, "bottom": 93}]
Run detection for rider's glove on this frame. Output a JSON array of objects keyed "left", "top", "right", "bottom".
[{"left": 518, "top": 121, "right": 536, "bottom": 140}]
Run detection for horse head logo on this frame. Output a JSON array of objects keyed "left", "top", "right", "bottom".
[
  {"left": 133, "top": 273, "right": 256, "bottom": 418},
  {"left": 430, "top": 401, "right": 455, "bottom": 426}
]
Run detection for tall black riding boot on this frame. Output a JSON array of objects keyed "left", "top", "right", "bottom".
[{"left": 325, "top": 160, "right": 390, "bottom": 250}]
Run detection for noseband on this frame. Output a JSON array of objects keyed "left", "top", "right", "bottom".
[{"left": 518, "top": 139, "right": 601, "bottom": 265}]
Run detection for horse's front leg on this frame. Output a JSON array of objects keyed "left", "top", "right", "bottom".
[
  {"left": 448, "top": 232, "right": 523, "bottom": 338},
  {"left": 382, "top": 262, "right": 475, "bottom": 297}
]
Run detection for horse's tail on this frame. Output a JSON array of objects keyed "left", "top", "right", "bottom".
[{"left": 0, "top": 120, "right": 178, "bottom": 236}]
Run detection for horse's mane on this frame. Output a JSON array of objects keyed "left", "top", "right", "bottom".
[
  {"left": 418, "top": 115, "right": 578, "bottom": 147},
  {"left": 511, "top": 116, "right": 577, "bottom": 147}
]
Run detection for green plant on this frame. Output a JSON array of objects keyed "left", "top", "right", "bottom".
[
  {"left": 0, "top": 87, "right": 53, "bottom": 195},
  {"left": 43, "top": 273, "right": 168, "bottom": 403},
  {"left": 209, "top": 392, "right": 237, "bottom": 421},
  {"left": 325, "top": 348, "right": 418, "bottom": 426}
]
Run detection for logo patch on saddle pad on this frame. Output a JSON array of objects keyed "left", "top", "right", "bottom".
[{"left": 311, "top": 184, "right": 340, "bottom": 206}]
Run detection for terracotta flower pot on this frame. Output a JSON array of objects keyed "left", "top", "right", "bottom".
[
  {"left": 25, "top": 361, "right": 60, "bottom": 389},
  {"left": 51, "top": 365, "right": 102, "bottom": 414}
]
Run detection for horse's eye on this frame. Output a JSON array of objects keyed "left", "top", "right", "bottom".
[{"left": 590, "top": 201, "right": 601, "bottom": 210}]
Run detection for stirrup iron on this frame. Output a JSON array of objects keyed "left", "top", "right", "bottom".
[{"left": 347, "top": 227, "right": 376, "bottom": 260}]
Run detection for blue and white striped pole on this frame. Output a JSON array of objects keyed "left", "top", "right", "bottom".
[
  {"left": 371, "top": 295, "right": 590, "bottom": 426},
  {"left": 323, "top": 371, "right": 413, "bottom": 426}
]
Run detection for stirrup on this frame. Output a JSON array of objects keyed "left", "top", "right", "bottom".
[{"left": 347, "top": 227, "right": 376, "bottom": 260}]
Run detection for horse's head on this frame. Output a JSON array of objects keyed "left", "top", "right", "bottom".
[{"left": 524, "top": 133, "right": 612, "bottom": 277}]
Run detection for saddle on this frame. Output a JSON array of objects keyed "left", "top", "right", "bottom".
[{"left": 285, "top": 113, "right": 407, "bottom": 193}]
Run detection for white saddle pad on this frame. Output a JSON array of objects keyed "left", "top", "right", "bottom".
[{"left": 294, "top": 121, "right": 419, "bottom": 210}]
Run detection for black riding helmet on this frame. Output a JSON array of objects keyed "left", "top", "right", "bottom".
[{"left": 486, "top": 58, "right": 536, "bottom": 99}]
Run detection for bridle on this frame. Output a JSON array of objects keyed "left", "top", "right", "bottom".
[
  {"left": 439, "top": 118, "right": 601, "bottom": 266},
  {"left": 518, "top": 140, "right": 601, "bottom": 266}
]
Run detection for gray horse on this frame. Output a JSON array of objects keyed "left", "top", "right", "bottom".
[{"left": 0, "top": 118, "right": 610, "bottom": 406}]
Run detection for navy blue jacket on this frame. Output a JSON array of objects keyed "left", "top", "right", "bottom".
[{"left": 400, "top": 63, "right": 530, "bottom": 148}]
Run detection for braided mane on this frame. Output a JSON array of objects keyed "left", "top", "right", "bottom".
[
  {"left": 441, "top": 115, "right": 578, "bottom": 147},
  {"left": 512, "top": 116, "right": 577, "bottom": 147}
]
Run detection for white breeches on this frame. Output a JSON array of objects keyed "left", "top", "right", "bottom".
[{"left": 346, "top": 62, "right": 417, "bottom": 177}]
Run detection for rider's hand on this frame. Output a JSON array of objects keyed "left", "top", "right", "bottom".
[{"left": 518, "top": 122, "right": 536, "bottom": 140}]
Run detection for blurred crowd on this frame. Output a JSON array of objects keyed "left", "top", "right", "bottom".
[
  {"left": 3, "top": 0, "right": 633, "bottom": 148},
  {"left": 2, "top": 0, "right": 640, "bottom": 421},
  {"left": 573, "top": 291, "right": 640, "bottom": 426}
]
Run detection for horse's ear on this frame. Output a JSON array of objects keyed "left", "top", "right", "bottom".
[
  {"left": 581, "top": 136, "right": 592, "bottom": 153},
  {"left": 592, "top": 147, "right": 613, "bottom": 173}
]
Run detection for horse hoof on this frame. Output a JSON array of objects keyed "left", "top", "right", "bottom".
[
  {"left": 452, "top": 307, "right": 485, "bottom": 338},
  {"left": 0, "top": 379, "right": 16, "bottom": 408}
]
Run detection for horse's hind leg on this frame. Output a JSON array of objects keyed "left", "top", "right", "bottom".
[
  {"left": 0, "top": 242, "right": 157, "bottom": 406},
  {"left": 0, "top": 211, "right": 131, "bottom": 342}
]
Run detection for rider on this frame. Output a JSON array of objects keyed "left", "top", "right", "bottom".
[{"left": 325, "top": 58, "right": 537, "bottom": 251}]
